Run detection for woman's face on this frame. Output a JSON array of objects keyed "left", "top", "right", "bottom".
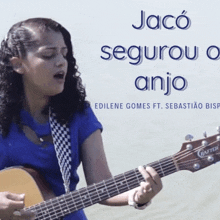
[{"left": 20, "top": 29, "right": 68, "bottom": 98}]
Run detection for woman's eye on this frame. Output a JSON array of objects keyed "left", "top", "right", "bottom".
[
  {"left": 41, "top": 50, "right": 68, "bottom": 59},
  {"left": 42, "top": 54, "right": 54, "bottom": 59}
]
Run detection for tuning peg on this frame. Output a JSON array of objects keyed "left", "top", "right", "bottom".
[
  {"left": 203, "top": 132, "right": 207, "bottom": 138},
  {"left": 217, "top": 126, "right": 220, "bottom": 133},
  {"left": 185, "top": 134, "right": 194, "bottom": 141},
  {"left": 202, "top": 140, "right": 208, "bottom": 147}
]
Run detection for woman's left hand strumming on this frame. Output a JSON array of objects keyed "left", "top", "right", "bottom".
[{"left": 129, "top": 166, "right": 162, "bottom": 208}]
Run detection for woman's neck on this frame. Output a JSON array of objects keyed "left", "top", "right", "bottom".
[{"left": 24, "top": 90, "right": 50, "bottom": 124}]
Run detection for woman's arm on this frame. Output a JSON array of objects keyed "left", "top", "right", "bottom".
[{"left": 81, "top": 129, "right": 162, "bottom": 206}]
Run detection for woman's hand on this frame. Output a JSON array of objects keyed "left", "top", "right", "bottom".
[
  {"left": 130, "top": 166, "right": 162, "bottom": 206},
  {"left": 0, "top": 192, "right": 35, "bottom": 220},
  {"left": 82, "top": 130, "right": 163, "bottom": 207}
]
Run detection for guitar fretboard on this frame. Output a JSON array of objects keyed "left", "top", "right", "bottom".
[{"left": 25, "top": 156, "right": 177, "bottom": 220}]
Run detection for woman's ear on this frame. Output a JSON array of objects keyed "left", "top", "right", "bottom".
[{"left": 10, "top": 57, "right": 24, "bottom": 74}]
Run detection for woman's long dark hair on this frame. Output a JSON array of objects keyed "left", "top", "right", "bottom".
[{"left": 0, "top": 18, "right": 88, "bottom": 137}]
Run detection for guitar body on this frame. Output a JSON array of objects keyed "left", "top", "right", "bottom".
[{"left": 0, "top": 167, "right": 54, "bottom": 207}]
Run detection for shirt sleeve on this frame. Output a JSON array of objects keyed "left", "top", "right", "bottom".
[{"left": 77, "top": 106, "right": 103, "bottom": 146}]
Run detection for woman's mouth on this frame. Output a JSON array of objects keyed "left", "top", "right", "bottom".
[{"left": 54, "top": 71, "right": 65, "bottom": 80}]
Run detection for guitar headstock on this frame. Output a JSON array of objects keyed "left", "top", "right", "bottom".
[{"left": 174, "top": 128, "right": 220, "bottom": 172}]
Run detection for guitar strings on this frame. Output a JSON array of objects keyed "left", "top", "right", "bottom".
[
  {"left": 26, "top": 137, "right": 220, "bottom": 219},
  {"left": 29, "top": 153, "right": 213, "bottom": 220},
  {"left": 27, "top": 158, "right": 175, "bottom": 219},
  {"left": 25, "top": 168, "right": 146, "bottom": 219},
  {"left": 26, "top": 156, "right": 178, "bottom": 219},
  {"left": 173, "top": 135, "right": 219, "bottom": 160},
  {"left": 135, "top": 135, "right": 219, "bottom": 178},
  {"left": 153, "top": 136, "right": 220, "bottom": 173},
  {"left": 174, "top": 139, "right": 219, "bottom": 164},
  {"left": 27, "top": 151, "right": 178, "bottom": 218},
  {"left": 25, "top": 169, "right": 144, "bottom": 219},
  {"left": 176, "top": 151, "right": 220, "bottom": 167},
  {"left": 28, "top": 158, "right": 194, "bottom": 220}
]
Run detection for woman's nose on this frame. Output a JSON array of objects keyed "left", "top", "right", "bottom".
[{"left": 55, "top": 54, "right": 67, "bottom": 67}]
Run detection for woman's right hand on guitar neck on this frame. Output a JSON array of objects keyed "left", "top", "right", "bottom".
[{"left": 0, "top": 192, "right": 35, "bottom": 220}]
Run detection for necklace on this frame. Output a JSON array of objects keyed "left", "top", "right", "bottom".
[{"left": 22, "top": 125, "right": 53, "bottom": 148}]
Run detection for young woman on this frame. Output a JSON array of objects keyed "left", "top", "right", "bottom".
[{"left": 0, "top": 18, "right": 162, "bottom": 219}]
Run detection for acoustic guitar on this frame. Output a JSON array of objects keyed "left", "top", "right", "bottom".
[{"left": 1, "top": 131, "right": 220, "bottom": 220}]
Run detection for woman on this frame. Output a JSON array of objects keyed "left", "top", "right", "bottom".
[{"left": 0, "top": 18, "right": 162, "bottom": 219}]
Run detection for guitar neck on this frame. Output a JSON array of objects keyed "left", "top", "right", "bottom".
[{"left": 26, "top": 155, "right": 177, "bottom": 220}]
